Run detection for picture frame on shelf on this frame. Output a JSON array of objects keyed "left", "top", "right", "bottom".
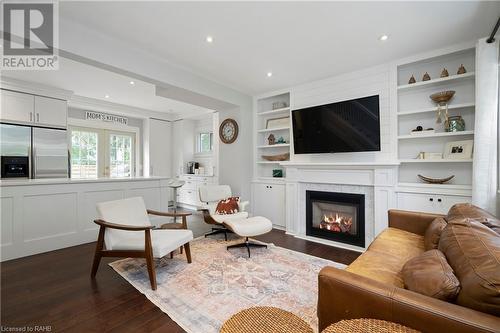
[
  {"left": 266, "top": 116, "right": 289, "bottom": 129},
  {"left": 443, "top": 140, "right": 474, "bottom": 160}
]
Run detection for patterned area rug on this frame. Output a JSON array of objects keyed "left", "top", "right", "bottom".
[{"left": 109, "top": 237, "right": 346, "bottom": 333}]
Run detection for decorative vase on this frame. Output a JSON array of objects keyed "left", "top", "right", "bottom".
[{"left": 445, "top": 115, "right": 465, "bottom": 132}]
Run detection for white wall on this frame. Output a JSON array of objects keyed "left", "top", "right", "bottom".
[{"left": 288, "top": 64, "right": 395, "bottom": 164}]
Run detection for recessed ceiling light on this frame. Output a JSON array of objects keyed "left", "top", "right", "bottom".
[
  {"left": 267, "top": 72, "right": 273, "bottom": 77},
  {"left": 104, "top": 94, "right": 110, "bottom": 98},
  {"left": 129, "top": 81, "right": 135, "bottom": 85},
  {"left": 206, "top": 36, "right": 213, "bottom": 43},
  {"left": 379, "top": 35, "right": 389, "bottom": 41}
]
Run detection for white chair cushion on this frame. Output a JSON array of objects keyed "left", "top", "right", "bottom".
[
  {"left": 199, "top": 185, "right": 232, "bottom": 203},
  {"left": 110, "top": 229, "right": 193, "bottom": 258},
  {"left": 225, "top": 216, "right": 273, "bottom": 237},
  {"left": 211, "top": 211, "right": 249, "bottom": 224},
  {"left": 96, "top": 197, "right": 152, "bottom": 249}
]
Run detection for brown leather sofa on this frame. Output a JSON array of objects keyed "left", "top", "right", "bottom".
[{"left": 318, "top": 204, "right": 500, "bottom": 333}]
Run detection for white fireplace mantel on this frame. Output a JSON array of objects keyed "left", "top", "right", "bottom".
[{"left": 281, "top": 162, "right": 397, "bottom": 252}]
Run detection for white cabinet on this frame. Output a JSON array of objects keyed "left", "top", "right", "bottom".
[
  {"left": 149, "top": 118, "right": 172, "bottom": 177},
  {"left": 0, "top": 90, "right": 67, "bottom": 128},
  {"left": 177, "top": 175, "right": 217, "bottom": 208},
  {"left": 397, "top": 192, "right": 471, "bottom": 214},
  {"left": 34, "top": 96, "right": 67, "bottom": 128},
  {"left": 1, "top": 90, "right": 34, "bottom": 124},
  {"left": 252, "top": 182, "right": 285, "bottom": 228}
]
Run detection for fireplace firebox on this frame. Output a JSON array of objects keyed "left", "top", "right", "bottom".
[{"left": 306, "top": 190, "right": 365, "bottom": 247}]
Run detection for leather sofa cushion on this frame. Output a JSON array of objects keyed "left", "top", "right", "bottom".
[
  {"left": 424, "top": 217, "right": 447, "bottom": 250},
  {"left": 402, "top": 249, "right": 460, "bottom": 301},
  {"left": 438, "top": 218, "right": 500, "bottom": 316},
  {"left": 346, "top": 228, "right": 425, "bottom": 288},
  {"left": 447, "top": 203, "right": 500, "bottom": 234}
]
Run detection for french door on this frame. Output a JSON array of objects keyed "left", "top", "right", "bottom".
[{"left": 70, "top": 126, "right": 135, "bottom": 178}]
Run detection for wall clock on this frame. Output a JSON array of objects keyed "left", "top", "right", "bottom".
[{"left": 219, "top": 118, "right": 239, "bottom": 144}]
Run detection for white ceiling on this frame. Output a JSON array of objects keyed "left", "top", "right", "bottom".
[
  {"left": 3, "top": 57, "right": 213, "bottom": 118},
  {"left": 59, "top": 1, "right": 500, "bottom": 95}
]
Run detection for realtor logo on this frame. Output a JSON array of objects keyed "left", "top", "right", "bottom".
[{"left": 1, "top": 1, "right": 59, "bottom": 70}]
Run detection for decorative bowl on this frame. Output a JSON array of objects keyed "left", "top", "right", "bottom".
[
  {"left": 417, "top": 174, "right": 455, "bottom": 184},
  {"left": 430, "top": 91, "right": 455, "bottom": 104},
  {"left": 261, "top": 153, "right": 290, "bottom": 161}
]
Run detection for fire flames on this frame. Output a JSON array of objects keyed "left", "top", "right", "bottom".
[{"left": 319, "top": 213, "right": 353, "bottom": 233}]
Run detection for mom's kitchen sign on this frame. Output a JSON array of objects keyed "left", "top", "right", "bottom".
[{"left": 85, "top": 111, "right": 128, "bottom": 125}]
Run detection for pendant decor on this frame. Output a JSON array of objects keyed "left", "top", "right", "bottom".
[{"left": 430, "top": 90, "right": 455, "bottom": 124}]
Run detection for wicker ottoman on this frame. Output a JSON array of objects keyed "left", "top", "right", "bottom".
[
  {"left": 220, "top": 306, "right": 313, "bottom": 333},
  {"left": 322, "top": 319, "right": 421, "bottom": 333}
]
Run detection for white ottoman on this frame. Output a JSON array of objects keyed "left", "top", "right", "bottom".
[{"left": 224, "top": 216, "right": 273, "bottom": 257}]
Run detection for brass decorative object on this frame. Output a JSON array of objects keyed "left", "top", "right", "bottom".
[
  {"left": 261, "top": 153, "right": 290, "bottom": 161},
  {"left": 457, "top": 64, "right": 467, "bottom": 74},
  {"left": 430, "top": 90, "right": 455, "bottom": 124},
  {"left": 422, "top": 72, "right": 431, "bottom": 81},
  {"left": 418, "top": 174, "right": 455, "bottom": 184},
  {"left": 408, "top": 75, "right": 416, "bottom": 84},
  {"left": 440, "top": 68, "right": 449, "bottom": 78}
]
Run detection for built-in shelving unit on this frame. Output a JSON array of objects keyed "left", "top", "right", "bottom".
[
  {"left": 254, "top": 92, "right": 291, "bottom": 180},
  {"left": 396, "top": 46, "right": 475, "bottom": 193}
]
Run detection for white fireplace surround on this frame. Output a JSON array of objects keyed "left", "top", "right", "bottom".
[{"left": 281, "top": 162, "right": 398, "bottom": 252}]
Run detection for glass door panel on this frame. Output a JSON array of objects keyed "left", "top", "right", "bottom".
[
  {"left": 70, "top": 129, "right": 99, "bottom": 179},
  {"left": 108, "top": 132, "right": 134, "bottom": 178}
]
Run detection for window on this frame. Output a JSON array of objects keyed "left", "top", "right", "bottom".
[
  {"left": 196, "top": 132, "right": 213, "bottom": 153},
  {"left": 70, "top": 129, "right": 98, "bottom": 179},
  {"left": 69, "top": 126, "right": 136, "bottom": 179}
]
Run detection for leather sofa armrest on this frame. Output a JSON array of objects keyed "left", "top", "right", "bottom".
[
  {"left": 388, "top": 209, "right": 445, "bottom": 236},
  {"left": 318, "top": 267, "right": 500, "bottom": 333}
]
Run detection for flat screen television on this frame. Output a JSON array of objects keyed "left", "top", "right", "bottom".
[{"left": 292, "top": 95, "right": 380, "bottom": 154}]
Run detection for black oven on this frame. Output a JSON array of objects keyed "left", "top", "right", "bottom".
[{"left": 1, "top": 156, "right": 29, "bottom": 178}]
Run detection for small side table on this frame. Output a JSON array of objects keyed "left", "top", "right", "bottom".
[
  {"left": 160, "top": 210, "right": 192, "bottom": 230},
  {"left": 322, "top": 319, "right": 421, "bottom": 333},
  {"left": 220, "top": 306, "right": 313, "bottom": 333}
]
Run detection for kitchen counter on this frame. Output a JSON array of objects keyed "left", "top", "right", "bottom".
[
  {"left": 0, "top": 176, "right": 169, "bottom": 187},
  {"left": 1, "top": 176, "right": 173, "bottom": 261}
]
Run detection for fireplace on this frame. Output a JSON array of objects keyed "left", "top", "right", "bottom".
[{"left": 306, "top": 190, "right": 365, "bottom": 247}]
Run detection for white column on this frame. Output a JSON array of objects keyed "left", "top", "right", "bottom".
[{"left": 473, "top": 37, "right": 499, "bottom": 215}]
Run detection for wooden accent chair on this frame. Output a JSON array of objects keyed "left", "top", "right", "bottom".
[
  {"left": 198, "top": 185, "right": 249, "bottom": 240},
  {"left": 91, "top": 197, "right": 193, "bottom": 290}
]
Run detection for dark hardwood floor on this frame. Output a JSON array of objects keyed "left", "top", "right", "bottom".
[{"left": 1, "top": 229, "right": 359, "bottom": 333}]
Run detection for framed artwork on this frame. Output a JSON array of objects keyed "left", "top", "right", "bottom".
[
  {"left": 266, "top": 116, "right": 289, "bottom": 129},
  {"left": 443, "top": 140, "right": 473, "bottom": 160}
]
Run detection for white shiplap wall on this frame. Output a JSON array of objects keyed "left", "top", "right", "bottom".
[{"left": 289, "top": 64, "right": 395, "bottom": 164}]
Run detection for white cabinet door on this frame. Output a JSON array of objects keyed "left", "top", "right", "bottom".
[
  {"left": 149, "top": 118, "right": 171, "bottom": 177},
  {"left": 34, "top": 96, "right": 67, "bottom": 128},
  {"left": 252, "top": 183, "right": 285, "bottom": 227},
  {"left": 397, "top": 192, "right": 471, "bottom": 214},
  {"left": 1, "top": 90, "right": 34, "bottom": 124}
]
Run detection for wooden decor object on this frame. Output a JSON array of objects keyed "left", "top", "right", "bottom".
[
  {"left": 261, "top": 153, "right": 290, "bottom": 161},
  {"left": 422, "top": 72, "right": 431, "bottom": 81},
  {"left": 417, "top": 174, "right": 455, "bottom": 184},
  {"left": 457, "top": 64, "right": 467, "bottom": 74},
  {"left": 440, "top": 68, "right": 449, "bottom": 78}
]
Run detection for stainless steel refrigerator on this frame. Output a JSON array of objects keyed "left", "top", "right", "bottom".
[{"left": 0, "top": 124, "right": 69, "bottom": 179}]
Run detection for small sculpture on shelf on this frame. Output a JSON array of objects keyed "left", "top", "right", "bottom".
[
  {"left": 440, "top": 68, "right": 449, "bottom": 78},
  {"left": 445, "top": 115, "right": 465, "bottom": 132},
  {"left": 430, "top": 90, "right": 455, "bottom": 124},
  {"left": 457, "top": 64, "right": 467, "bottom": 74},
  {"left": 422, "top": 72, "right": 431, "bottom": 81},
  {"left": 267, "top": 134, "right": 276, "bottom": 145},
  {"left": 408, "top": 75, "right": 416, "bottom": 84},
  {"left": 276, "top": 136, "right": 286, "bottom": 144},
  {"left": 418, "top": 174, "right": 455, "bottom": 184}
]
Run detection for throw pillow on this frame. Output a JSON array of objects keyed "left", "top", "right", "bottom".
[
  {"left": 402, "top": 249, "right": 460, "bottom": 302},
  {"left": 424, "top": 217, "right": 447, "bottom": 250},
  {"left": 215, "top": 197, "right": 240, "bottom": 215}
]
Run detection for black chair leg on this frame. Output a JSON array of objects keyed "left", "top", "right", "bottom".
[
  {"left": 205, "top": 227, "right": 232, "bottom": 240},
  {"left": 227, "top": 237, "right": 267, "bottom": 258}
]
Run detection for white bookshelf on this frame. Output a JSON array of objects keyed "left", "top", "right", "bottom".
[
  {"left": 396, "top": 46, "right": 475, "bottom": 190},
  {"left": 254, "top": 92, "right": 291, "bottom": 180}
]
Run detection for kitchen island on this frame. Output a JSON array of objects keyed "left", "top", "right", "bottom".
[{"left": 0, "top": 176, "right": 172, "bottom": 261}]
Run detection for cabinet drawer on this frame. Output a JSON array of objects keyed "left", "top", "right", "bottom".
[{"left": 397, "top": 192, "right": 471, "bottom": 214}]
